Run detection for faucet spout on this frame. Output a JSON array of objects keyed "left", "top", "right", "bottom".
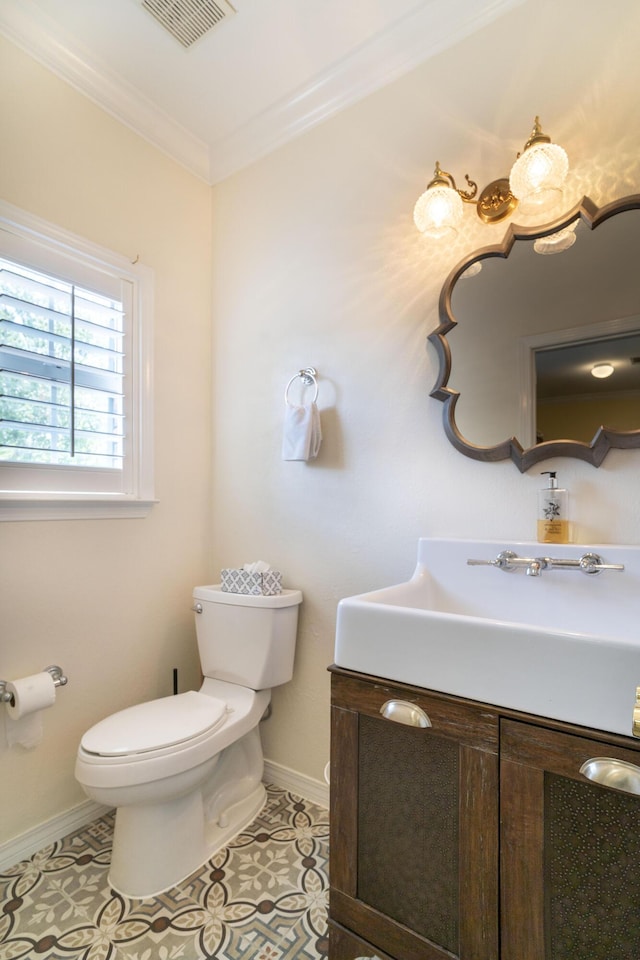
[{"left": 526, "top": 559, "right": 544, "bottom": 577}]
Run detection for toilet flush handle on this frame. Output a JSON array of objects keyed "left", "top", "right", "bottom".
[{"left": 191, "top": 603, "right": 203, "bottom": 614}]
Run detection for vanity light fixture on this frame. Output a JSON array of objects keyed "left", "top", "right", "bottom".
[
  {"left": 591, "top": 363, "right": 615, "bottom": 379},
  {"left": 414, "top": 116, "right": 568, "bottom": 239}
]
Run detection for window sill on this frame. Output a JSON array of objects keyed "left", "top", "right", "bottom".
[{"left": 0, "top": 499, "right": 158, "bottom": 522}]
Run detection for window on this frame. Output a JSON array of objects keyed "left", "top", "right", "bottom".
[{"left": 0, "top": 201, "right": 154, "bottom": 520}]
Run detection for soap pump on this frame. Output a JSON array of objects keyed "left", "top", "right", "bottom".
[{"left": 537, "top": 471, "right": 569, "bottom": 544}]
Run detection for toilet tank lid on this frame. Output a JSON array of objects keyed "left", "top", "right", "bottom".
[
  {"left": 81, "top": 691, "right": 228, "bottom": 757},
  {"left": 193, "top": 586, "right": 302, "bottom": 608}
]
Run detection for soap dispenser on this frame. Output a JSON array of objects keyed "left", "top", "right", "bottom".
[{"left": 537, "top": 471, "right": 570, "bottom": 544}]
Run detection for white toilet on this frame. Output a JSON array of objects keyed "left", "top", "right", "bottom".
[{"left": 75, "top": 585, "right": 302, "bottom": 898}]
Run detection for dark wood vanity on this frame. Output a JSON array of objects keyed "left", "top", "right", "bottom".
[{"left": 329, "top": 665, "right": 640, "bottom": 960}]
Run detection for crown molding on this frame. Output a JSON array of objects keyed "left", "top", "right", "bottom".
[
  {"left": 0, "top": 0, "right": 524, "bottom": 185},
  {"left": 0, "top": 0, "right": 211, "bottom": 182},
  {"left": 206, "top": 0, "right": 527, "bottom": 183}
]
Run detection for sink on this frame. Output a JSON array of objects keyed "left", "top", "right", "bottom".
[{"left": 334, "top": 538, "right": 640, "bottom": 737}]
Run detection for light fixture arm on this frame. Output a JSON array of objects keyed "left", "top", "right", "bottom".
[
  {"left": 521, "top": 115, "right": 552, "bottom": 152},
  {"left": 424, "top": 160, "right": 516, "bottom": 224},
  {"left": 428, "top": 162, "right": 478, "bottom": 203}
]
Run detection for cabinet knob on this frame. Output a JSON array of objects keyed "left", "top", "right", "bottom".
[
  {"left": 580, "top": 757, "right": 640, "bottom": 796},
  {"left": 379, "top": 699, "right": 431, "bottom": 728}
]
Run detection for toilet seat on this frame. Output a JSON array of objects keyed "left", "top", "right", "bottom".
[
  {"left": 81, "top": 691, "right": 228, "bottom": 757},
  {"left": 75, "top": 683, "right": 270, "bottom": 791}
]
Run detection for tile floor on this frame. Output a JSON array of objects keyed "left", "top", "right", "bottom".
[{"left": 0, "top": 784, "right": 329, "bottom": 960}]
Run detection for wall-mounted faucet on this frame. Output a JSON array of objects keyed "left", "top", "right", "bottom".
[{"left": 467, "top": 550, "right": 625, "bottom": 578}]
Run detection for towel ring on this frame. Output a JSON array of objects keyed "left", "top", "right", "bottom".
[{"left": 284, "top": 367, "right": 318, "bottom": 406}]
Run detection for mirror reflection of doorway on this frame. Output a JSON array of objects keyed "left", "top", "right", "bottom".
[
  {"left": 517, "top": 318, "right": 640, "bottom": 447},
  {"left": 534, "top": 331, "right": 640, "bottom": 443}
]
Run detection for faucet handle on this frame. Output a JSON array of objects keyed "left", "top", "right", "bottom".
[
  {"left": 467, "top": 550, "right": 519, "bottom": 571},
  {"left": 579, "top": 553, "right": 625, "bottom": 575}
]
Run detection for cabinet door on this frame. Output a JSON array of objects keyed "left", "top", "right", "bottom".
[
  {"left": 330, "top": 671, "right": 499, "bottom": 960},
  {"left": 501, "top": 718, "right": 640, "bottom": 960},
  {"left": 329, "top": 920, "right": 394, "bottom": 960}
]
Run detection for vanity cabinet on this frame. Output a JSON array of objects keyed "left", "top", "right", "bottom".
[
  {"left": 329, "top": 667, "right": 640, "bottom": 960},
  {"left": 330, "top": 669, "right": 500, "bottom": 960}
]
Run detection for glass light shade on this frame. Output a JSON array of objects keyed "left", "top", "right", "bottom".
[
  {"left": 460, "top": 261, "right": 483, "bottom": 279},
  {"left": 591, "top": 363, "right": 615, "bottom": 379},
  {"left": 533, "top": 222, "right": 577, "bottom": 255},
  {"left": 413, "top": 184, "right": 464, "bottom": 239},
  {"left": 509, "top": 141, "right": 569, "bottom": 214}
]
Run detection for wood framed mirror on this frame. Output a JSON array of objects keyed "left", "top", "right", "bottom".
[{"left": 429, "top": 194, "right": 640, "bottom": 472}]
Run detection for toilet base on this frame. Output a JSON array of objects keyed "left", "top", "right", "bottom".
[
  {"left": 108, "top": 782, "right": 267, "bottom": 899},
  {"left": 106, "top": 725, "right": 269, "bottom": 899},
  {"left": 204, "top": 781, "right": 266, "bottom": 861}
]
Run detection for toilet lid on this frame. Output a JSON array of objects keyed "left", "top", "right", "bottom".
[{"left": 81, "top": 691, "right": 228, "bottom": 757}]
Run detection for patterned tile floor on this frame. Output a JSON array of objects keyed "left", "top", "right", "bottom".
[{"left": 0, "top": 784, "right": 329, "bottom": 960}]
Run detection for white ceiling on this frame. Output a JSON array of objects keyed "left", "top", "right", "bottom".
[{"left": 0, "top": 0, "right": 525, "bottom": 184}]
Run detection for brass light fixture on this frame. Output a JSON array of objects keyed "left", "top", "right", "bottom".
[{"left": 414, "top": 117, "right": 568, "bottom": 239}]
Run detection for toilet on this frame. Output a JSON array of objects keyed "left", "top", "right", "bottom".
[{"left": 75, "top": 585, "right": 302, "bottom": 898}]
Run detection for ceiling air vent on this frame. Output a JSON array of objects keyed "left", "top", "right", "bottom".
[{"left": 141, "top": 0, "right": 236, "bottom": 48}]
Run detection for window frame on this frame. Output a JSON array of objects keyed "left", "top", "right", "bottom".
[{"left": 0, "top": 200, "right": 155, "bottom": 521}]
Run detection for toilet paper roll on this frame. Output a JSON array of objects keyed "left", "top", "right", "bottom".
[
  {"left": 5, "top": 673, "right": 56, "bottom": 750},
  {"left": 6, "top": 672, "right": 56, "bottom": 719}
]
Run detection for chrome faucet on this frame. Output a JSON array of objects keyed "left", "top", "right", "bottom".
[{"left": 467, "top": 550, "right": 625, "bottom": 577}]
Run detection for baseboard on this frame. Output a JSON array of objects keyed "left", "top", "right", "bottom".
[
  {"left": 0, "top": 799, "right": 112, "bottom": 871},
  {"left": 263, "top": 758, "right": 329, "bottom": 809}
]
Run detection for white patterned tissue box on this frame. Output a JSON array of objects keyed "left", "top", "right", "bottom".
[{"left": 220, "top": 569, "right": 283, "bottom": 595}]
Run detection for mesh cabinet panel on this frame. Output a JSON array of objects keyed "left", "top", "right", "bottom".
[
  {"left": 545, "top": 773, "right": 640, "bottom": 959},
  {"left": 357, "top": 713, "right": 459, "bottom": 953}
]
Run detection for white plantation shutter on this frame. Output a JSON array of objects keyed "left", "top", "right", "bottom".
[
  {"left": 0, "top": 258, "right": 126, "bottom": 470},
  {"left": 0, "top": 202, "right": 154, "bottom": 518}
]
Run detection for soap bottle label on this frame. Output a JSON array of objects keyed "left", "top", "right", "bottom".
[{"left": 537, "top": 495, "right": 569, "bottom": 544}]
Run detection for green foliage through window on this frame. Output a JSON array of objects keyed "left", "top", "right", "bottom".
[{"left": 0, "top": 258, "right": 125, "bottom": 469}]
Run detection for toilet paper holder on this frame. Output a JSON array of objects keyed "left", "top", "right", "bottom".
[{"left": 0, "top": 665, "right": 68, "bottom": 706}]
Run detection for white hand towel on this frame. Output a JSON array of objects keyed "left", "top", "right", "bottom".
[{"left": 282, "top": 402, "right": 322, "bottom": 461}]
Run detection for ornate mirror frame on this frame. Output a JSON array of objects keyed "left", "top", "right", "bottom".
[{"left": 429, "top": 194, "right": 640, "bottom": 472}]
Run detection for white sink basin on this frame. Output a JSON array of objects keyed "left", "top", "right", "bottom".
[{"left": 334, "top": 538, "right": 640, "bottom": 737}]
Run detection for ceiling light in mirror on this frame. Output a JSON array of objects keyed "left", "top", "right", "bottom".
[{"left": 591, "top": 363, "right": 615, "bottom": 379}]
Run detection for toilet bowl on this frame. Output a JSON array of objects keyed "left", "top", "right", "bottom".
[{"left": 75, "top": 586, "right": 302, "bottom": 898}]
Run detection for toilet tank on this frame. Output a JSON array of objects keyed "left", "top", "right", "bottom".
[{"left": 192, "top": 585, "right": 303, "bottom": 689}]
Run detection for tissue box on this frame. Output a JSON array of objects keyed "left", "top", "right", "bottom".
[{"left": 220, "top": 569, "right": 283, "bottom": 596}]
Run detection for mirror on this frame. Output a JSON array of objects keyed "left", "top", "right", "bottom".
[{"left": 430, "top": 195, "right": 640, "bottom": 471}]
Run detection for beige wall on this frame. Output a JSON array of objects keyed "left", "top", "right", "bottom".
[
  {"left": 539, "top": 395, "right": 640, "bottom": 444},
  {"left": 3, "top": 0, "right": 640, "bottom": 847},
  {"left": 211, "top": 0, "right": 640, "bottom": 780},
  {"left": 0, "top": 36, "right": 213, "bottom": 841}
]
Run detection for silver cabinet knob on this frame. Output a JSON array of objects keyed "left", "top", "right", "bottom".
[
  {"left": 380, "top": 699, "right": 431, "bottom": 728},
  {"left": 580, "top": 757, "right": 640, "bottom": 795}
]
